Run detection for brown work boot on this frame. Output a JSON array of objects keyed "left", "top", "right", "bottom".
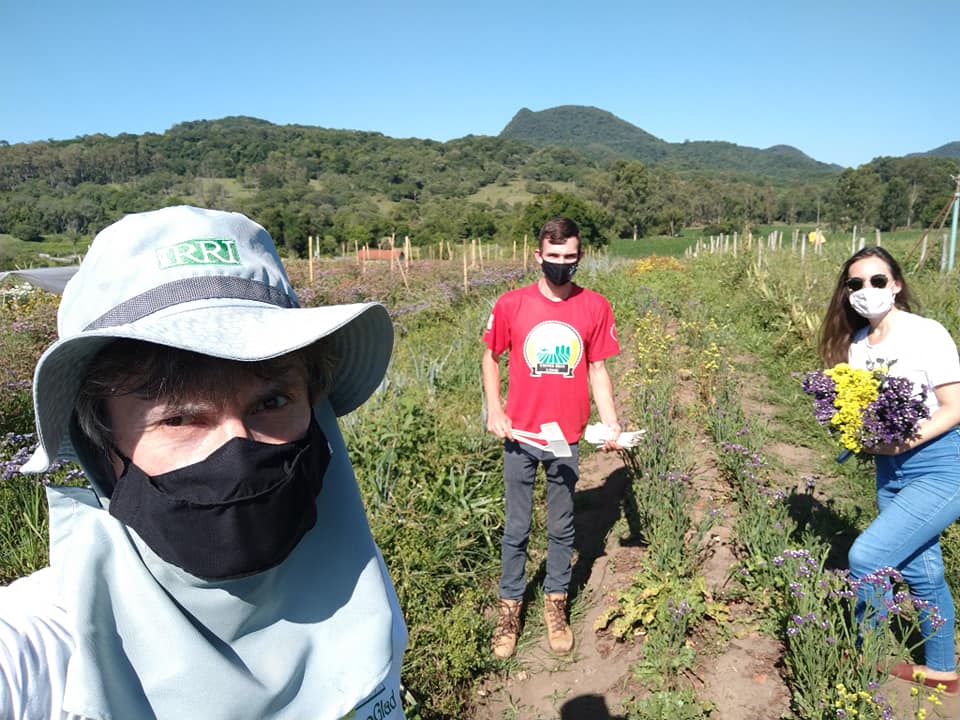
[
  {"left": 491, "top": 598, "right": 522, "bottom": 659},
  {"left": 543, "top": 592, "right": 574, "bottom": 655}
]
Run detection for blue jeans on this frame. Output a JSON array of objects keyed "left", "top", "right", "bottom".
[
  {"left": 848, "top": 428, "right": 960, "bottom": 671},
  {"left": 499, "top": 440, "right": 579, "bottom": 600}
]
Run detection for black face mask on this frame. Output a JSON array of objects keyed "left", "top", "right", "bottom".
[
  {"left": 541, "top": 259, "right": 578, "bottom": 286},
  {"left": 109, "top": 418, "right": 330, "bottom": 579}
]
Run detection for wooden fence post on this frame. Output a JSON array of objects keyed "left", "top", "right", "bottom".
[{"left": 308, "top": 235, "right": 314, "bottom": 283}]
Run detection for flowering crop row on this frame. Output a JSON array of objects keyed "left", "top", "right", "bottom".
[{"left": 695, "top": 306, "right": 944, "bottom": 719}]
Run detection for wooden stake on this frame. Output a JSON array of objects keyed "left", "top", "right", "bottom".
[
  {"left": 396, "top": 248, "right": 409, "bottom": 290},
  {"left": 308, "top": 235, "right": 314, "bottom": 283}
]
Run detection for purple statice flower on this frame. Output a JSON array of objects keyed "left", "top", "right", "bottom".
[
  {"left": 667, "top": 598, "right": 692, "bottom": 621},
  {"left": 801, "top": 369, "right": 838, "bottom": 424},
  {"left": 859, "top": 376, "right": 930, "bottom": 448}
]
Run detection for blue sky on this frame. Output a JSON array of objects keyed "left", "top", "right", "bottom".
[{"left": 5, "top": 1, "right": 957, "bottom": 168}]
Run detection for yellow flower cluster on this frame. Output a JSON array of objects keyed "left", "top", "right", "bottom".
[
  {"left": 826, "top": 363, "right": 880, "bottom": 454},
  {"left": 630, "top": 255, "right": 685, "bottom": 275},
  {"left": 833, "top": 681, "right": 876, "bottom": 717},
  {"left": 1, "top": 285, "right": 60, "bottom": 313},
  {"left": 701, "top": 341, "right": 722, "bottom": 374},
  {"left": 628, "top": 311, "right": 674, "bottom": 388}
]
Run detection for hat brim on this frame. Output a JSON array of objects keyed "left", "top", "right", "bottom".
[{"left": 22, "top": 301, "right": 392, "bottom": 475}]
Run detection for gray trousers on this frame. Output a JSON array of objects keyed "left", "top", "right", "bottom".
[{"left": 498, "top": 440, "right": 579, "bottom": 600}]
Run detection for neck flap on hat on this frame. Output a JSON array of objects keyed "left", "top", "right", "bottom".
[{"left": 48, "top": 401, "right": 405, "bottom": 720}]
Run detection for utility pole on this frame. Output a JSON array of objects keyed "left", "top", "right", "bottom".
[{"left": 950, "top": 174, "right": 960, "bottom": 273}]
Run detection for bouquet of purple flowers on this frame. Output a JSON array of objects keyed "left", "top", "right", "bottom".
[{"left": 800, "top": 362, "right": 930, "bottom": 461}]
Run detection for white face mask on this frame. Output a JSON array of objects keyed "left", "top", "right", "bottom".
[{"left": 849, "top": 287, "right": 895, "bottom": 320}]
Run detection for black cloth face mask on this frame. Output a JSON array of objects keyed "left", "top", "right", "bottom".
[
  {"left": 540, "top": 259, "right": 578, "bottom": 286},
  {"left": 109, "top": 418, "right": 331, "bottom": 579}
]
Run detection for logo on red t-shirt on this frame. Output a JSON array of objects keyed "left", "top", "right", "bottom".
[{"left": 522, "top": 321, "right": 584, "bottom": 378}]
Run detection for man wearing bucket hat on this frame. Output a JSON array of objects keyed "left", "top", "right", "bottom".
[{"left": 0, "top": 206, "right": 407, "bottom": 719}]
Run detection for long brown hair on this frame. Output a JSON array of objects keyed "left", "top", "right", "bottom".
[{"left": 817, "top": 246, "right": 915, "bottom": 366}]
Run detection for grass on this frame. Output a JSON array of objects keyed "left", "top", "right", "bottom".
[
  {"left": 0, "top": 235, "right": 90, "bottom": 269},
  {"left": 468, "top": 179, "right": 581, "bottom": 206},
  {"left": 609, "top": 233, "right": 696, "bottom": 257}
]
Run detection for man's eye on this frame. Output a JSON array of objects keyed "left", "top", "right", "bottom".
[
  {"left": 260, "top": 395, "right": 290, "bottom": 411},
  {"left": 161, "top": 415, "right": 191, "bottom": 427}
]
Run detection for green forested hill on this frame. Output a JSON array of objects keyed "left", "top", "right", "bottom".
[
  {"left": 501, "top": 106, "right": 670, "bottom": 165},
  {"left": 499, "top": 105, "right": 842, "bottom": 182},
  {"left": 911, "top": 142, "right": 960, "bottom": 160},
  {"left": 0, "top": 113, "right": 956, "bottom": 269}
]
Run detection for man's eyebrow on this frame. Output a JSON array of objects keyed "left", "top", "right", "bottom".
[
  {"left": 246, "top": 366, "right": 308, "bottom": 400},
  {"left": 142, "top": 398, "right": 217, "bottom": 420},
  {"left": 265, "top": 366, "right": 306, "bottom": 390}
]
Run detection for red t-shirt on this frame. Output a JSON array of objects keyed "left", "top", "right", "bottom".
[{"left": 483, "top": 282, "right": 619, "bottom": 443}]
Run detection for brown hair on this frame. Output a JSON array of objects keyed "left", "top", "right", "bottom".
[
  {"left": 817, "top": 246, "right": 915, "bottom": 366},
  {"left": 74, "top": 339, "right": 337, "bottom": 453},
  {"left": 538, "top": 217, "right": 581, "bottom": 252}
]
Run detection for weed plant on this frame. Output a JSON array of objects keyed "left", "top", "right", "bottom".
[{"left": 623, "top": 687, "right": 715, "bottom": 720}]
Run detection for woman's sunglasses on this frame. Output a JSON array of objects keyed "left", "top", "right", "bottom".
[{"left": 845, "top": 274, "right": 889, "bottom": 291}]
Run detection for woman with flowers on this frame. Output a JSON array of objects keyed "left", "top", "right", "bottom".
[{"left": 818, "top": 246, "right": 960, "bottom": 692}]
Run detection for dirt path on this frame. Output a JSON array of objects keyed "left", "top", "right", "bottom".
[
  {"left": 471, "top": 449, "right": 647, "bottom": 719},
  {"left": 471, "top": 434, "right": 800, "bottom": 719}
]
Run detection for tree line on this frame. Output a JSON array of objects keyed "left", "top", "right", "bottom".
[{"left": 0, "top": 116, "right": 956, "bottom": 259}]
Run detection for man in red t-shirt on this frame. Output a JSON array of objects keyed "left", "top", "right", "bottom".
[{"left": 482, "top": 217, "right": 622, "bottom": 658}]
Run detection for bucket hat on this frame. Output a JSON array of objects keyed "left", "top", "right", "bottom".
[{"left": 21, "top": 205, "right": 393, "bottom": 487}]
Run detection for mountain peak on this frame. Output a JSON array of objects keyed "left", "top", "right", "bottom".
[{"left": 499, "top": 105, "right": 838, "bottom": 181}]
